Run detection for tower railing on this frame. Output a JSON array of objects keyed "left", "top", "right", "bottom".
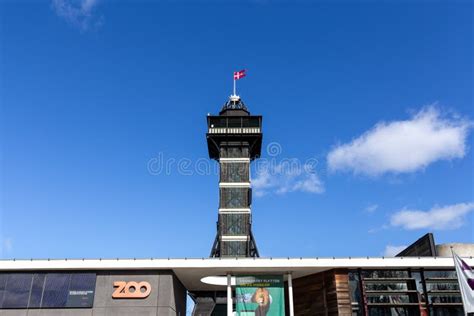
[{"left": 208, "top": 127, "right": 261, "bottom": 134}]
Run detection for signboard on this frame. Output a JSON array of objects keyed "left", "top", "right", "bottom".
[
  {"left": 236, "top": 275, "right": 285, "bottom": 316},
  {"left": 112, "top": 281, "right": 151, "bottom": 299},
  {"left": 66, "top": 289, "right": 95, "bottom": 307}
]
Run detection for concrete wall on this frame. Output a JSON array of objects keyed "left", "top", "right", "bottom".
[
  {"left": 0, "top": 270, "right": 187, "bottom": 316},
  {"left": 437, "top": 243, "right": 474, "bottom": 257}
]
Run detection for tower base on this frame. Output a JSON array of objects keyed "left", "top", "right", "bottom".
[{"left": 209, "top": 230, "right": 259, "bottom": 258}]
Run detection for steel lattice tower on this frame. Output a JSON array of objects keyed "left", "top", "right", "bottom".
[{"left": 206, "top": 95, "right": 262, "bottom": 257}]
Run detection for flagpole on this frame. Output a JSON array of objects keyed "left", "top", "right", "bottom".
[
  {"left": 452, "top": 247, "right": 471, "bottom": 316},
  {"left": 233, "top": 78, "right": 236, "bottom": 96}
]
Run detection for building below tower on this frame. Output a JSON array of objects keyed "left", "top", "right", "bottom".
[
  {"left": 0, "top": 258, "right": 470, "bottom": 316},
  {"left": 0, "top": 233, "right": 472, "bottom": 316}
]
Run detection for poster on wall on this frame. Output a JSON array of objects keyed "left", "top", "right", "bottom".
[{"left": 236, "top": 275, "right": 285, "bottom": 316}]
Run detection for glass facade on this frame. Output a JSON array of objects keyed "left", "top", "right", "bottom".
[
  {"left": 0, "top": 273, "right": 96, "bottom": 309},
  {"left": 349, "top": 269, "right": 464, "bottom": 316},
  {"left": 2, "top": 273, "right": 31, "bottom": 309},
  {"left": 66, "top": 273, "right": 96, "bottom": 308},
  {"left": 42, "top": 273, "right": 71, "bottom": 308},
  {"left": 423, "top": 270, "right": 463, "bottom": 315},
  {"left": 28, "top": 274, "right": 45, "bottom": 308},
  {"left": 209, "top": 117, "right": 260, "bottom": 129}
]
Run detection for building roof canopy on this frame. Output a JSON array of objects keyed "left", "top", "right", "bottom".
[{"left": 0, "top": 257, "right": 471, "bottom": 291}]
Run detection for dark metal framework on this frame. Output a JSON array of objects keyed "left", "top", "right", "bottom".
[
  {"left": 349, "top": 269, "right": 465, "bottom": 316},
  {"left": 206, "top": 97, "right": 262, "bottom": 258},
  {"left": 191, "top": 97, "right": 262, "bottom": 316},
  {"left": 206, "top": 116, "right": 262, "bottom": 161}
]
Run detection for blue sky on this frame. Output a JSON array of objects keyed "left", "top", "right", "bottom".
[{"left": 0, "top": 0, "right": 473, "bottom": 260}]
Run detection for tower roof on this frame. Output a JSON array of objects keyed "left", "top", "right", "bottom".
[{"left": 219, "top": 95, "right": 249, "bottom": 116}]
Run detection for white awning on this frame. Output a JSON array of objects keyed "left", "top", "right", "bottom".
[{"left": 0, "top": 257, "right": 471, "bottom": 291}]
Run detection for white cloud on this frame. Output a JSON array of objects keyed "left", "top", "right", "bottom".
[
  {"left": 390, "top": 202, "right": 474, "bottom": 230},
  {"left": 252, "top": 161, "right": 324, "bottom": 197},
  {"left": 327, "top": 107, "right": 471, "bottom": 176},
  {"left": 383, "top": 245, "right": 407, "bottom": 257},
  {"left": 52, "top": 0, "right": 102, "bottom": 31},
  {"left": 290, "top": 174, "right": 325, "bottom": 194},
  {"left": 365, "top": 204, "right": 379, "bottom": 213}
]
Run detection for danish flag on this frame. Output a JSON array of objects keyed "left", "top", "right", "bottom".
[{"left": 233, "top": 70, "right": 246, "bottom": 80}]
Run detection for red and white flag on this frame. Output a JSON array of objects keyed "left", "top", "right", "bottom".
[{"left": 233, "top": 69, "right": 246, "bottom": 80}]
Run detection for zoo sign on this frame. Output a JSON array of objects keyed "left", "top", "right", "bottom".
[{"left": 112, "top": 281, "right": 151, "bottom": 299}]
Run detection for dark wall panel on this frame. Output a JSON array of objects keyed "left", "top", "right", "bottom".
[{"left": 293, "top": 269, "right": 352, "bottom": 316}]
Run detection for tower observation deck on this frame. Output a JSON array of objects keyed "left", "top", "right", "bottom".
[{"left": 206, "top": 95, "right": 262, "bottom": 257}]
